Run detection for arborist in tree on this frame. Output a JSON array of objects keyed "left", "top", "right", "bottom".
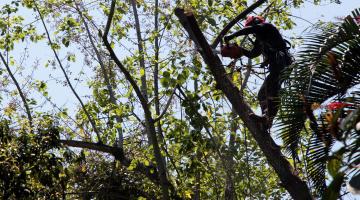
[{"left": 223, "top": 15, "right": 293, "bottom": 125}]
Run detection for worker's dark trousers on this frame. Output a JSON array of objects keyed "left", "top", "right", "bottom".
[{"left": 258, "top": 65, "right": 284, "bottom": 118}]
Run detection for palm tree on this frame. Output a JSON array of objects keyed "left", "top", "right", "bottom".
[{"left": 277, "top": 8, "right": 360, "bottom": 199}]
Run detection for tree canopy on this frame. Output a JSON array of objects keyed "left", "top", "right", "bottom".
[{"left": 0, "top": 0, "right": 358, "bottom": 199}]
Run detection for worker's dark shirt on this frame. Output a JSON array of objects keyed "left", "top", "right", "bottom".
[{"left": 228, "top": 23, "right": 287, "bottom": 62}]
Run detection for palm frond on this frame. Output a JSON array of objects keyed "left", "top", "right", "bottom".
[
  {"left": 277, "top": 8, "right": 360, "bottom": 193},
  {"left": 306, "top": 114, "right": 334, "bottom": 194},
  {"left": 306, "top": 133, "right": 330, "bottom": 194}
]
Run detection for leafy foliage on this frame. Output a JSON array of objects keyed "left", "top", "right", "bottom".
[{"left": 0, "top": 117, "right": 66, "bottom": 199}]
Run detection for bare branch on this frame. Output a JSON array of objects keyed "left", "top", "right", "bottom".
[
  {"left": 131, "top": 111, "right": 145, "bottom": 127},
  {"left": 154, "top": 86, "right": 177, "bottom": 122},
  {"left": 34, "top": 2, "right": 102, "bottom": 143},
  {"left": 240, "top": 59, "right": 252, "bottom": 92},
  {"left": 0, "top": 52, "right": 33, "bottom": 129}
]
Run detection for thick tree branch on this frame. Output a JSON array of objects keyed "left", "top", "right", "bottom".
[
  {"left": 59, "top": 139, "right": 159, "bottom": 184},
  {"left": 101, "top": 1, "right": 148, "bottom": 113},
  {"left": 175, "top": 8, "right": 312, "bottom": 200},
  {"left": 211, "top": 0, "right": 267, "bottom": 48}
]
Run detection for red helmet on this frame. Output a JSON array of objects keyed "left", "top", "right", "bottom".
[{"left": 244, "top": 16, "right": 265, "bottom": 27}]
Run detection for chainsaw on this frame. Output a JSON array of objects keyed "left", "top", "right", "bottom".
[{"left": 212, "top": 40, "right": 244, "bottom": 59}]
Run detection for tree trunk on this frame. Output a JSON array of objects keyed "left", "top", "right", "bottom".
[
  {"left": 130, "top": 0, "right": 148, "bottom": 100},
  {"left": 225, "top": 112, "right": 237, "bottom": 200},
  {"left": 129, "top": 2, "right": 169, "bottom": 199}
]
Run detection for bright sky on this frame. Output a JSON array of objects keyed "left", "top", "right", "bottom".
[{"left": 290, "top": 0, "right": 356, "bottom": 32}]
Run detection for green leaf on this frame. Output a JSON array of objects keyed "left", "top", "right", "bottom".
[
  {"left": 207, "top": 17, "right": 216, "bottom": 26},
  {"left": 144, "top": 160, "right": 149, "bottom": 166},
  {"left": 66, "top": 17, "right": 77, "bottom": 27},
  {"left": 67, "top": 54, "right": 76, "bottom": 62},
  {"left": 185, "top": 190, "right": 192, "bottom": 199},
  {"left": 62, "top": 38, "right": 70, "bottom": 47},
  {"left": 160, "top": 78, "right": 169, "bottom": 88},
  {"left": 327, "top": 157, "right": 341, "bottom": 178},
  {"left": 127, "top": 160, "right": 138, "bottom": 171},
  {"left": 162, "top": 71, "right": 170, "bottom": 78},
  {"left": 140, "top": 68, "right": 145, "bottom": 77}
]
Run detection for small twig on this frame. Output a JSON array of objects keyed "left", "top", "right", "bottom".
[
  {"left": 0, "top": 52, "right": 33, "bottom": 129},
  {"left": 33, "top": 1, "right": 102, "bottom": 143},
  {"left": 154, "top": 86, "right": 177, "bottom": 122},
  {"left": 131, "top": 111, "right": 145, "bottom": 127}
]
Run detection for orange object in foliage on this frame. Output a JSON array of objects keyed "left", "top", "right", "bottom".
[{"left": 221, "top": 44, "right": 243, "bottom": 59}]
